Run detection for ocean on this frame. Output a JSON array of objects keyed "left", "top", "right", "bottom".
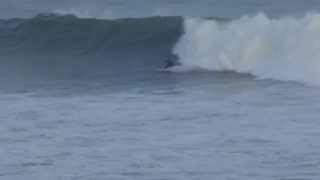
[{"left": 1, "top": 2, "right": 320, "bottom": 180}]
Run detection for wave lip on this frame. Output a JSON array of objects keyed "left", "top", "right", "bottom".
[{"left": 174, "top": 13, "right": 320, "bottom": 85}]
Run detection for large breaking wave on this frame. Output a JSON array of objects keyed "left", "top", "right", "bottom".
[
  {"left": 1, "top": 13, "right": 320, "bottom": 85},
  {"left": 174, "top": 13, "right": 320, "bottom": 85}
]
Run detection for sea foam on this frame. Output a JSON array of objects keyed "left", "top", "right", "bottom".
[{"left": 174, "top": 13, "right": 320, "bottom": 85}]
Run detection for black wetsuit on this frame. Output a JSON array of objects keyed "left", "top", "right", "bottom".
[{"left": 165, "top": 59, "right": 175, "bottom": 68}]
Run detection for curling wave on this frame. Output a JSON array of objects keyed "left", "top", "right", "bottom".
[{"left": 174, "top": 13, "right": 320, "bottom": 85}]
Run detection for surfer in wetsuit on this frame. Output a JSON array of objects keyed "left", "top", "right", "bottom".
[
  {"left": 164, "top": 55, "right": 180, "bottom": 69},
  {"left": 165, "top": 59, "right": 175, "bottom": 68}
]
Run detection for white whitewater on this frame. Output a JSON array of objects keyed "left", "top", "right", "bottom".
[{"left": 174, "top": 13, "right": 320, "bottom": 85}]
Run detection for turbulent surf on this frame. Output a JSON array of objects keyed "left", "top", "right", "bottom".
[{"left": 174, "top": 13, "right": 320, "bottom": 85}]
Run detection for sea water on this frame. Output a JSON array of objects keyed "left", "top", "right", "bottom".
[{"left": 1, "top": 1, "right": 320, "bottom": 179}]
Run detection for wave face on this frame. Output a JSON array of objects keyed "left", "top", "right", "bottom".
[
  {"left": 2, "top": 13, "right": 320, "bottom": 86},
  {"left": 0, "top": 14, "right": 182, "bottom": 55},
  {"left": 174, "top": 13, "right": 320, "bottom": 85},
  {"left": 0, "top": 14, "right": 185, "bottom": 82}
]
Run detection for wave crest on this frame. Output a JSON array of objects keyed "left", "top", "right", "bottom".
[{"left": 174, "top": 13, "right": 320, "bottom": 85}]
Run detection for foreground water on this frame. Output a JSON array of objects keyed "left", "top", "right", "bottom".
[{"left": 1, "top": 71, "right": 320, "bottom": 180}]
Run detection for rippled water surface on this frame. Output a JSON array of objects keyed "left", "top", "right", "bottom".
[{"left": 1, "top": 72, "right": 320, "bottom": 180}]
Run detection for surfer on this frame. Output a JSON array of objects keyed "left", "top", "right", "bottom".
[
  {"left": 164, "top": 55, "right": 180, "bottom": 69},
  {"left": 165, "top": 59, "right": 176, "bottom": 68}
]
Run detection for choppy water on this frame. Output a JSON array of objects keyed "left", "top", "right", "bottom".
[{"left": 1, "top": 71, "right": 320, "bottom": 180}]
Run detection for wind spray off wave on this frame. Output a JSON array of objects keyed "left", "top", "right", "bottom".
[{"left": 174, "top": 13, "right": 320, "bottom": 85}]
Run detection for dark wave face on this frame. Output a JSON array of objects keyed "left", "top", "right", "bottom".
[
  {"left": 0, "top": 13, "right": 183, "bottom": 55},
  {"left": 0, "top": 14, "right": 184, "bottom": 91}
]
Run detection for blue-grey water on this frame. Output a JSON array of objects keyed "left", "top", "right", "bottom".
[
  {"left": 2, "top": 73, "right": 320, "bottom": 180},
  {"left": 1, "top": 1, "right": 320, "bottom": 180}
]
